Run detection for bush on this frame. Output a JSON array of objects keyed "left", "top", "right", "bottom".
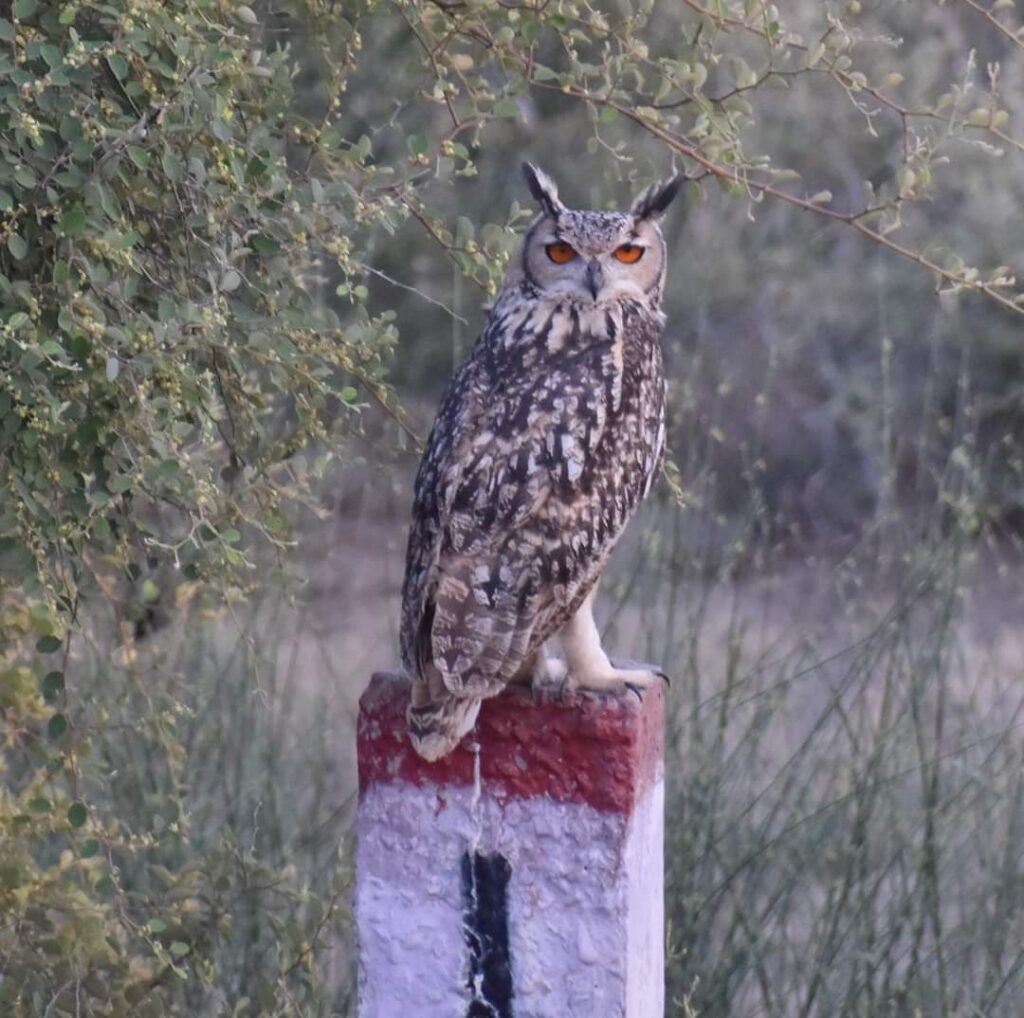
[{"left": 0, "top": 0, "right": 383, "bottom": 1011}]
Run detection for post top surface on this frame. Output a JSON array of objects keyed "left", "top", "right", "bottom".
[{"left": 358, "top": 672, "right": 664, "bottom": 814}]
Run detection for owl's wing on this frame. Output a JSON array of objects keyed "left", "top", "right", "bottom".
[{"left": 402, "top": 335, "right": 620, "bottom": 699}]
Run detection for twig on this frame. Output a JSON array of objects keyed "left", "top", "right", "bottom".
[
  {"left": 552, "top": 80, "right": 1024, "bottom": 318},
  {"left": 955, "top": 0, "right": 1024, "bottom": 52},
  {"left": 364, "top": 265, "right": 468, "bottom": 324}
]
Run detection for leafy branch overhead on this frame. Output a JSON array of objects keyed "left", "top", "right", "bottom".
[{"left": 403, "top": 0, "right": 1024, "bottom": 312}]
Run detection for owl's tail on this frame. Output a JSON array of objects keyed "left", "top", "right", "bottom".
[{"left": 407, "top": 690, "right": 482, "bottom": 762}]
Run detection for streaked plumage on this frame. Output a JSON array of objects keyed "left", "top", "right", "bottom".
[{"left": 400, "top": 164, "right": 680, "bottom": 760}]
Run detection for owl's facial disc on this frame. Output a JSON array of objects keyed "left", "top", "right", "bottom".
[
  {"left": 524, "top": 214, "right": 664, "bottom": 304},
  {"left": 519, "top": 164, "right": 681, "bottom": 305}
]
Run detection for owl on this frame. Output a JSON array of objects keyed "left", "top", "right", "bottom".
[{"left": 400, "top": 163, "right": 680, "bottom": 761}]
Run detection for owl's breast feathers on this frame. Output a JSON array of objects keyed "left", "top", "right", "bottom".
[{"left": 400, "top": 287, "right": 667, "bottom": 700}]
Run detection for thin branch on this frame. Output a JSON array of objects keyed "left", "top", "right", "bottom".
[
  {"left": 537, "top": 75, "right": 1024, "bottom": 318},
  {"left": 679, "top": 0, "right": 1024, "bottom": 153},
  {"left": 364, "top": 265, "right": 468, "bottom": 324},
  {"left": 955, "top": 0, "right": 1024, "bottom": 52}
]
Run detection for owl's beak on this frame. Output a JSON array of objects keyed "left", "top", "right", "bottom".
[{"left": 585, "top": 259, "right": 603, "bottom": 300}]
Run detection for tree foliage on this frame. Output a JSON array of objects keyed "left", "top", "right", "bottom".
[{"left": 1, "top": 0, "right": 376, "bottom": 1012}]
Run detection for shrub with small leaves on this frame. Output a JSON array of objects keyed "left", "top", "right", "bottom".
[
  {"left": 0, "top": 0, "right": 383, "bottom": 1013},
  {"left": 0, "top": 0, "right": 406, "bottom": 611}
]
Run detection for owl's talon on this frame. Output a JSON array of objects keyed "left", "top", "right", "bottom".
[
  {"left": 625, "top": 682, "right": 645, "bottom": 703},
  {"left": 609, "top": 657, "right": 671, "bottom": 687}
]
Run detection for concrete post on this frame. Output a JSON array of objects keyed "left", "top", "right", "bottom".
[{"left": 356, "top": 671, "right": 665, "bottom": 1018}]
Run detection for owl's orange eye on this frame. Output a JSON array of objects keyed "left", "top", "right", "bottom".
[
  {"left": 545, "top": 241, "right": 578, "bottom": 264},
  {"left": 613, "top": 243, "right": 644, "bottom": 264}
]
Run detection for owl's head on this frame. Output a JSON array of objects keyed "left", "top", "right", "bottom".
[{"left": 518, "top": 162, "right": 681, "bottom": 306}]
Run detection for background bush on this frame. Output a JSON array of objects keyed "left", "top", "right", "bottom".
[{"left": 3, "top": 0, "right": 1024, "bottom": 1014}]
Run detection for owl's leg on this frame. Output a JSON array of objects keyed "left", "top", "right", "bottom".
[{"left": 560, "top": 589, "right": 664, "bottom": 693}]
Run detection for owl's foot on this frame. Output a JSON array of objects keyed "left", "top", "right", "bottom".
[
  {"left": 575, "top": 659, "right": 669, "bottom": 702},
  {"left": 558, "top": 591, "right": 670, "bottom": 702},
  {"left": 609, "top": 657, "right": 670, "bottom": 687}
]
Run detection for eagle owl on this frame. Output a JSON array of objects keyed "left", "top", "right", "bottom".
[{"left": 400, "top": 163, "right": 680, "bottom": 761}]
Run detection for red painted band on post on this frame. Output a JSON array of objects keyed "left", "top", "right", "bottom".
[{"left": 358, "top": 672, "right": 664, "bottom": 815}]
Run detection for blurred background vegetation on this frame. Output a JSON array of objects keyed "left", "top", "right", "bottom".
[{"left": 2, "top": 0, "right": 1024, "bottom": 1014}]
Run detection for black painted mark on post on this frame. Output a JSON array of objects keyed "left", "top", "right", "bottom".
[{"left": 462, "top": 850, "right": 514, "bottom": 1018}]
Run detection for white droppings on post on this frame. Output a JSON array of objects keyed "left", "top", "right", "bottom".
[{"left": 469, "top": 739, "right": 482, "bottom": 824}]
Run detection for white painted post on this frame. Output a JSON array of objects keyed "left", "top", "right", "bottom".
[{"left": 356, "top": 672, "right": 665, "bottom": 1018}]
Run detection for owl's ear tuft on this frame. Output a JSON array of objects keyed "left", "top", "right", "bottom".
[
  {"left": 522, "top": 162, "right": 565, "bottom": 219},
  {"left": 630, "top": 175, "right": 683, "bottom": 221}
]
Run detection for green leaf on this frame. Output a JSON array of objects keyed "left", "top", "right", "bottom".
[
  {"left": 251, "top": 234, "right": 280, "bottom": 255},
  {"left": 7, "top": 234, "right": 28, "bottom": 260},
  {"left": 493, "top": 97, "right": 521, "bottom": 118},
  {"left": 148, "top": 918, "right": 167, "bottom": 933},
  {"left": 169, "top": 941, "right": 190, "bottom": 957},
  {"left": 36, "top": 635, "right": 62, "bottom": 653},
  {"left": 40, "top": 43, "right": 62, "bottom": 68},
  {"left": 108, "top": 54, "right": 129, "bottom": 80},
  {"left": 520, "top": 18, "right": 542, "bottom": 43},
  {"left": 732, "top": 57, "right": 758, "bottom": 90},
  {"left": 41, "top": 671, "right": 64, "bottom": 701},
  {"left": 162, "top": 149, "right": 183, "bottom": 182},
  {"left": 0, "top": 18, "right": 13, "bottom": 41},
  {"left": 67, "top": 801, "right": 87, "bottom": 827},
  {"left": 80, "top": 839, "right": 99, "bottom": 858},
  {"left": 48, "top": 713, "right": 68, "bottom": 739},
  {"left": 407, "top": 134, "right": 429, "bottom": 156},
  {"left": 127, "top": 145, "right": 149, "bottom": 168},
  {"left": 13, "top": 0, "right": 38, "bottom": 18},
  {"left": 60, "top": 205, "right": 88, "bottom": 236},
  {"left": 0, "top": 189, "right": 12, "bottom": 210},
  {"left": 14, "top": 165, "right": 36, "bottom": 189},
  {"left": 147, "top": 458, "right": 180, "bottom": 482}
]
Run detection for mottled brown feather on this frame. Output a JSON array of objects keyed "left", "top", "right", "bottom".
[{"left": 400, "top": 286, "right": 666, "bottom": 757}]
